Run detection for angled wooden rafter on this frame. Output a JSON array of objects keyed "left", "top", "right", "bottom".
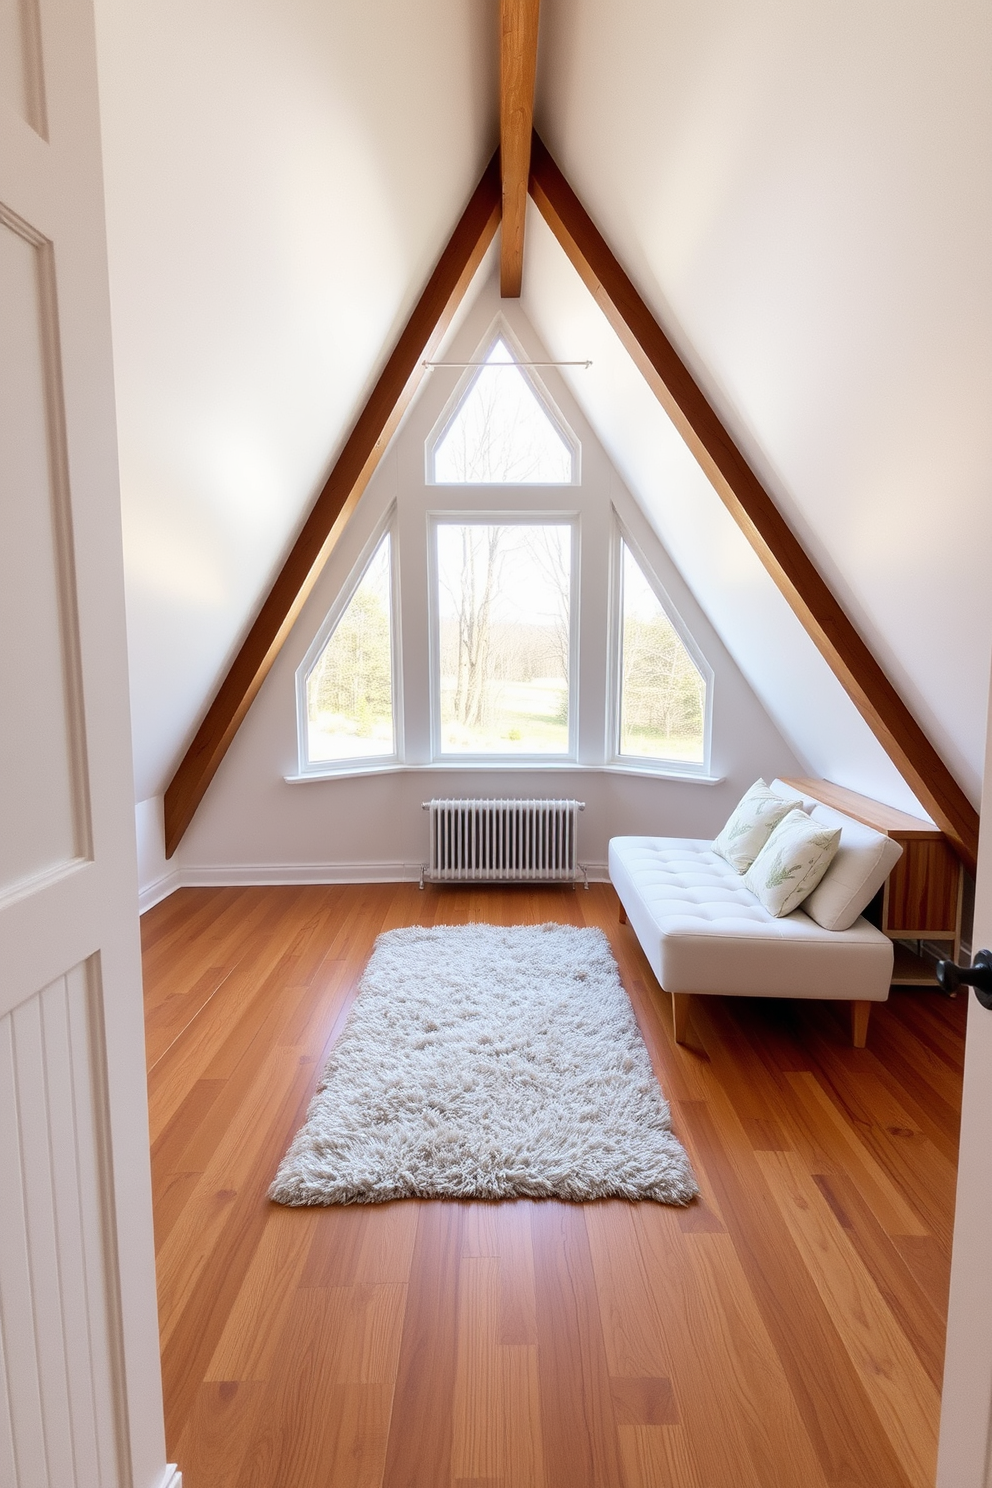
[
  {"left": 163, "top": 153, "right": 501, "bottom": 857},
  {"left": 529, "top": 131, "right": 978, "bottom": 872},
  {"left": 499, "top": 0, "right": 541, "bottom": 297}
]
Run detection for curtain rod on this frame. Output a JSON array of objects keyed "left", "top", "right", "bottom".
[{"left": 422, "top": 359, "right": 592, "bottom": 369}]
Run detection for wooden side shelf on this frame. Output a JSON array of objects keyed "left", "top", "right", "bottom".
[
  {"left": 782, "top": 777, "right": 965, "bottom": 985},
  {"left": 890, "top": 940, "right": 954, "bottom": 987}
]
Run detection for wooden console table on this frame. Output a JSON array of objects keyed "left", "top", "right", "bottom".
[{"left": 782, "top": 777, "right": 964, "bottom": 985}]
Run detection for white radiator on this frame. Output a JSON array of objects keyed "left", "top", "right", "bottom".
[{"left": 422, "top": 799, "right": 586, "bottom": 886}]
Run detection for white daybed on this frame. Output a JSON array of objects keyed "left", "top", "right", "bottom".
[{"left": 609, "top": 783, "right": 901, "bottom": 1048}]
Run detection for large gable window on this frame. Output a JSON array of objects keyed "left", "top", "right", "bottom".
[
  {"left": 300, "top": 529, "right": 397, "bottom": 769},
  {"left": 617, "top": 538, "right": 709, "bottom": 769},
  {"left": 433, "top": 520, "right": 575, "bottom": 757},
  {"left": 430, "top": 337, "right": 575, "bottom": 484}
]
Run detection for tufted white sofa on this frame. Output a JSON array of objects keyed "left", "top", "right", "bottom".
[{"left": 609, "top": 832, "right": 895, "bottom": 1048}]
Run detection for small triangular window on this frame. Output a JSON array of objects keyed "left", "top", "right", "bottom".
[
  {"left": 305, "top": 534, "right": 395, "bottom": 763},
  {"left": 432, "top": 338, "right": 574, "bottom": 484},
  {"left": 618, "top": 541, "right": 706, "bottom": 765}
]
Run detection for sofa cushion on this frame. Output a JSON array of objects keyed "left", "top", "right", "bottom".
[
  {"left": 743, "top": 809, "right": 841, "bottom": 917},
  {"left": 609, "top": 836, "right": 893, "bottom": 1002},
  {"left": 802, "top": 803, "right": 904, "bottom": 931},
  {"left": 712, "top": 779, "right": 803, "bottom": 873}
]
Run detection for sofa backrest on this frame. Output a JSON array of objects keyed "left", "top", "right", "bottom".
[
  {"left": 800, "top": 801, "right": 903, "bottom": 930},
  {"left": 768, "top": 778, "right": 819, "bottom": 813}
]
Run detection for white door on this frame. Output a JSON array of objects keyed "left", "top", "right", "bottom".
[
  {"left": 938, "top": 667, "right": 992, "bottom": 1487},
  {"left": 0, "top": 0, "right": 172, "bottom": 1484}
]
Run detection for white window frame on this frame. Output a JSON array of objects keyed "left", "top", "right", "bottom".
[
  {"left": 295, "top": 505, "right": 402, "bottom": 776},
  {"left": 428, "top": 511, "right": 581, "bottom": 765},
  {"left": 609, "top": 516, "right": 714, "bottom": 777},
  {"left": 425, "top": 318, "right": 581, "bottom": 487}
]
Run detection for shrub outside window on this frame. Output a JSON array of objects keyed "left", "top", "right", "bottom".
[
  {"left": 616, "top": 538, "right": 709, "bottom": 769},
  {"left": 302, "top": 531, "right": 397, "bottom": 767}
]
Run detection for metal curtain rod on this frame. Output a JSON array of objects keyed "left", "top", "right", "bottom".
[{"left": 422, "top": 359, "right": 592, "bottom": 369}]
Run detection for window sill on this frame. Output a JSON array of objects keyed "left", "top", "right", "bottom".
[
  {"left": 285, "top": 762, "right": 724, "bottom": 785},
  {"left": 602, "top": 763, "right": 724, "bottom": 784},
  {"left": 285, "top": 763, "right": 406, "bottom": 783},
  {"left": 420, "top": 759, "right": 584, "bottom": 770}
]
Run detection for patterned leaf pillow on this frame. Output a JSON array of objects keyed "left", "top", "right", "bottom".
[
  {"left": 712, "top": 779, "right": 806, "bottom": 873},
  {"left": 743, "top": 809, "right": 842, "bottom": 917}
]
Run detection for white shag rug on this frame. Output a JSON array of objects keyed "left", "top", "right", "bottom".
[{"left": 269, "top": 922, "right": 697, "bottom": 1206}]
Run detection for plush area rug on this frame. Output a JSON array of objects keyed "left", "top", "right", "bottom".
[{"left": 269, "top": 922, "right": 697, "bottom": 1206}]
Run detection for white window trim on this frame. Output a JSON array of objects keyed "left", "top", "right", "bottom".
[
  {"left": 608, "top": 514, "right": 714, "bottom": 777},
  {"left": 295, "top": 505, "right": 403, "bottom": 777},
  {"left": 425, "top": 316, "right": 581, "bottom": 487},
  {"left": 427, "top": 512, "right": 581, "bottom": 766}
]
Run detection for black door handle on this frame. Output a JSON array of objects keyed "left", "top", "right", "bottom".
[{"left": 936, "top": 949, "right": 992, "bottom": 1009}]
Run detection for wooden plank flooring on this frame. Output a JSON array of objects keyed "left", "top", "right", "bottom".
[{"left": 142, "top": 883, "right": 966, "bottom": 1488}]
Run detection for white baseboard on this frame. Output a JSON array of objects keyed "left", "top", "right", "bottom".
[
  {"left": 181, "top": 861, "right": 425, "bottom": 886},
  {"left": 138, "top": 869, "right": 181, "bottom": 913},
  {"left": 156, "top": 1466, "right": 182, "bottom": 1488},
  {"left": 140, "top": 860, "right": 611, "bottom": 906}
]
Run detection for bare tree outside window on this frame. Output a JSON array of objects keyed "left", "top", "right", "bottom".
[
  {"left": 619, "top": 543, "right": 705, "bottom": 763},
  {"left": 306, "top": 535, "right": 395, "bottom": 761},
  {"left": 436, "top": 523, "right": 572, "bottom": 754},
  {"left": 433, "top": 339, "right": 573, "bottom": 484}
]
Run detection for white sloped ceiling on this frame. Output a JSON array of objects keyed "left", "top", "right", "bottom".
[
  {"left": 93, "top": 0, "right": 497, "bottom": 800},
  {"left": 533, "top": 0, "right": 992, "bottom": 807}
]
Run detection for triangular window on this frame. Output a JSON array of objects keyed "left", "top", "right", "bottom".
[
  {"left": 618, "top": 540, "right": 707, "bottom": 766},
  {"left": 303, "top": 533, "right": 396, "bottom": 765},
  {"left": 431, "top": 337, "right": 574, "bottom": 484}
]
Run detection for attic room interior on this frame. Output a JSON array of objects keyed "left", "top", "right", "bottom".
[{"left": 3, "top": 0, "right": 992, "bottom": 1485}]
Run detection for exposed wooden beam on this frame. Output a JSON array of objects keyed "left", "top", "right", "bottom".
[
  {"left": 528, "top": 132, "right": 979, "bottom": 872},
  {"left": 163, "top": 154, "right": 501, "bottom": 857},
  {"left": 500, "top": 0, "right": 540, "bottom": 297}
]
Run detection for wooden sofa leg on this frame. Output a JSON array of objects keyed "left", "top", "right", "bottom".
[
  {"left": 851, "top": 1000, "right": 871, "bottom": 1048},
  {"left": 618, "top": 903, "right": 627, "bottom": 924},
  {"left": 672, "top": 993, "right": 692, "bottom": 1045}
]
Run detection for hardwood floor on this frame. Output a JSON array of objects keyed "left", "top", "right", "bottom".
[{"left": 142, "top": 883, "right": 965, "bottom": 1488}]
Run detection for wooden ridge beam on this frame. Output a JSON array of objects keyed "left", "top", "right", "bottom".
[
  {"left": 528, "top": 132, "right": 979, "bottom": 872},
  {"left": 500, "top": 0, "right": 540, "bottom": 297},
  {"left": 163, "top": 153, "right": 501, "bottom": 857}
]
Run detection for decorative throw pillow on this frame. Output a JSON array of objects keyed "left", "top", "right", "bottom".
[
  {"left": 743, "top": 809, "right": 842, "bottom": 917},
  {"left": 801, "top": 803, "right": 904, "bottom": 931},
  {"left": 713, "top": 779, "right": 805, "bottom": 873}
]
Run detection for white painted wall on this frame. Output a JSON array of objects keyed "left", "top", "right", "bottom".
[
  {"left": 135, "top": 797, "right": 177, "bottom": 910},
  {"left": 93, "top": 0, "right": 498, "bottom": 803},
  {"left": 176, "top": 271, "right": 807, "bottom": 879},
  {"left": 535, "top": 0, "right": 992, "bottom": 805}
]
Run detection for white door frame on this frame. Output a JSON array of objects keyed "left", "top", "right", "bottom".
[
  {"left": 938, "top": 668, "right": 992, "bottom": 1487},
  {"left": 0, "top": 0, "right": 173, "bottom": 1481}
]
